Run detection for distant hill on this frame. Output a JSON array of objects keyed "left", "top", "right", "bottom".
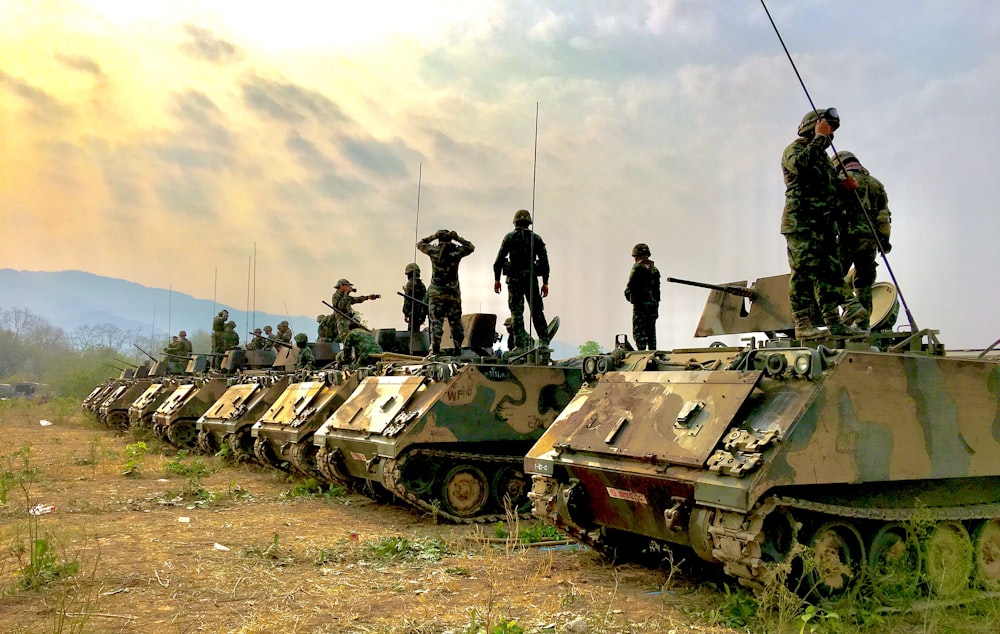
[
  {"left": 0, "top": 269, "right": 581, "bottom": 358},
  {"left": 0, "top": 268, "right": 316, "bottom": 340}
]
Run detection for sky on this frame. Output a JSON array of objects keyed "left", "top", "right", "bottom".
[{"left": 2, "top": 0, "right": 998, "bottom": 351}]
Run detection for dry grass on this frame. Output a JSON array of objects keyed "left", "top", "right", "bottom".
[{"left": 0, "top": 399, "right": 734, "bottom": 634}]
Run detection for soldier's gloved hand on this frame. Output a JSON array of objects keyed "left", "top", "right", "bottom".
[
  {"left": 541, "top": 283, "right": 549, "bottom": 298},
  {"left": 624, "top": 290, "right": 630, "bottom": 301},
  {"left": 815, "top": 119, "right": 833, "bottom": 137},
  {"left": 881, "top": 241, "right": 892, "bottom": 254},
  {"left": 368, "top": 294, "right": 378, "bottom": 300},
  {"left": 493, "top": 280, "right": 501, "bottom": 294},
  {"left": 841, "top": 177, "right": 858, "bottom": 190},
  {"left": 435, "top": 229, "right": 449, "bottom": 240},
  {"left": 448, "top": 230, "right": 459, "bottom": 241}
]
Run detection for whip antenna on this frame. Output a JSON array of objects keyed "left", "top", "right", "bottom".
[
  {"left": 760, "top": 0, "right": 918, "bottom": 332},
  {"left": 527, "top": 102, "right": 539, "bottom": 344},
  {"left": 410, "top": 164, "right": 422, "bottom": 328}
]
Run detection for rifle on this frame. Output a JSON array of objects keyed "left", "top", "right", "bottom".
[
  {"left": 665, "top": 277, "right": 756, "bottom": 299},
  {"left": 133, "top": 343, "right": 158, "bottom": 361},
  {"left": 396, "top": 291, "right": 430, "bottom": 308},
  {"left": 253, "top": 333, "right": 293, "bottom": 349},
  {"left": 322, "top": 300, "right": 365, "bottom": 329}
]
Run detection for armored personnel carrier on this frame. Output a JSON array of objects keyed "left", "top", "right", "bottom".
[
  {"left": 312, "top": 314, "right": 584, "bottom": 522},
  {"left": 128, "top": 379, "right": 183, "bottom": 430},
  {"left": 151, "top": 376, "right": 231, "bottom": 447},
  {"left": 196, "top": 373, "right": 295, "bottom": 459},
  {"left": 526, "top": 274, "right": 1000, "bottom": 601},
  {"left": 251, "top": 368, "right": 362, "bottom": 477}
]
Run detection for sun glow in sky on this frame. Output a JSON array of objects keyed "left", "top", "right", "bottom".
[{"left": 3, "top": 0, "right": 999, "bottom": 349}]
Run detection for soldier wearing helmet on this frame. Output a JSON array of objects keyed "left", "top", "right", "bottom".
[
  {"left": 246, "top": 328, "right": 265, "bottom": 350},
  {"left": 781, "top": 107, "right": 861, "bottom": 339},
  {"left": 275, "top": 321, "right": 292, "bottom": 346},
  {"left": 624, "top": 243, "right": 661, "bottom": 350},
  {"left": 210, "top": 309, "right": 229, "bottom": 365},
  {"left": 417, "top": 229, "right": 476, "bottom": 356},
  {"left": 177, "top": 330, "right": 193, "bottom": 355},
  {"left": 339, "top": 326, "right": 384, "bottom": 367},
  {"left": 223, "top": 321, "right": 240, "bottom": 350},
  {"left": 331, "top": 278, "right": 380, "bottom": 342},
  {"left": 832, "top": 150, "right": 892, "bottom": 331},
  {"left": 293, "top": 332, "right": 314, "bottom": 370},
  {"left": 493, "top": 209, "right": 551, "bottom": 349},
  {"left": 401, "top": 263, "right": 428, "bottom": 354}
]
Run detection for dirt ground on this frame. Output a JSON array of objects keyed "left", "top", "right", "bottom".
[{"left": 0, "top": 399, "right": 737, "bottom": 634}]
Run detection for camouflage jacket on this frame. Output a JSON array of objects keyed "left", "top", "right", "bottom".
[
  {"left": 343, "top": 329, "right": 383, "bottom": 363},
  {"left": 178, "top": 338, "right": 193, "bottom": 354},
  {"left": 212, "top": 314, "right": 227, "bottom": 332},
  {"left": 838, "top": 168, "right": 890, "bottom": 240},
  {"left": 222, "top": 327, "right": 240, "bottom": 349},
  {"left": 331, "top": 290, "right": 367, "bottom": 323},
  {"left": 276, "top": 328, "right": 292, "bottom": 344},
  {"left": 296, "top": 344, "right": 315, "bottom": 370},
  {"left": 402, "top": 277, "right": 428, "bottom": 324},
  {"left": 493, "top": 227, "right": 550, "bottom": 283},
  {"left": 625, "top": 258, "right": 661, "bottom": 305},
  {"left": 417, "top": 237, "right": 475, "bottom": 292},
  {"left": 780, "top": 133, "right": 840, "bottom": 235}
]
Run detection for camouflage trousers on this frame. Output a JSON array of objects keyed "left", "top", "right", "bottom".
[
  {"left": 841, "top": 233, "right": 878, "bottom": 314},
  {"left": 632, "top": 302, "right": 658, "bottom": 351},
  {"left": 507, "top": 275, "right": 548, "bottom": 347},
  {"left": 428, "top": 290, "right": 463, "bottom": 352},
  {"left": 784, "top": 231, "right": 843, "bottom": 315}
]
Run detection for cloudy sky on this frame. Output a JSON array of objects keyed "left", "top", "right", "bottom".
[{"left": 2, "top": 0, "right": 998, "bottom": 350}]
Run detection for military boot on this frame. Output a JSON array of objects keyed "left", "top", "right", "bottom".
[
  {"left": 822, "top": 306, "right": 863, "bottom": 337},
  {"left": 841, "top": 300, "right": 869, "bottom": 328},
  {"left": 793, "top": 310, "right": 824, "bottom": 339}
]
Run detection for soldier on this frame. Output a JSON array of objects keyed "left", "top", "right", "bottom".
[
  {"left": 223, "top": 321, "right": 240, "bottom": 349},
  {"left": 163, "top": 336, "right": 185, "bottom": 373},
  {"left": 493, "top": 209, "right": 550, "bottom": 348},
  {"left": 316, "top": 314, "right": 337, "bottom": 342},
  {"left": 293, "top": 332, "right": 314, "bottom": 370},
  {"left": 417, "top": 229, "right": 475, "bottom": 356},
  {"left": 246, "top": 328, "right": 265, "bottom": 350},
  {"left": 624, "top": 243, "right": 661, "bottom": 350},
  {"left": 339, "top": 326, "right": 384, "bottom": 367},
  {"left": 781, "top": 108, "right": 860, "bottom": 339},
  {"left": 261, "top": 325, "right": 275, "bottom": 350},
  {"left": 331, "top": 279, "right": 380, "bottom": 342},
  {"left": 276, "top": 320, "right": 292, "bottom": 345},
  {"left": 402, "top": 263, "right": 428, "bottom": 353},
  {"left": 178, "top": 330, "right": 193, "bottom": 355},
  {"left": 834, "top": 150, "right": 892, "bottom": 331},
  {"left": 211, "top": 309, "right": 228, "bottom": 356}
]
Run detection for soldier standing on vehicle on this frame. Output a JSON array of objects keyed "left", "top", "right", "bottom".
[
  {"left": 316, "top": 314, "right": 337, "bottom": 342},
  {"left": 418, "top": 229, "right": 475, "bottom": 356},
  {"left": 781, "top": 107, "right": 861, "bottom": 339},
  {"left": 331, "top": 279, "right": 380, "bottom": 342},
  {"left": 493, "top": 209, "right": 551, "bottom": 349},
  {"left": 294, "top": 332, "right": 314, "bottom": 370},
  {"left": 211, "top": 310, "right": 228, "bottom": 356},
  {"left": 261, "top": 325, "right": 275, "bottom": 350},
  {"left": 276, "top": 321, "right": 292, "bottom": 345},
  {"left": 833, "top": 150, "right": 892, "bottom": 332},
  {"left": 223, "top": 321, "right": 240, "bottom": 349},
  {"left": 624, "top": 243, "right": 661, "bottom": 350},
  {"left": 402, "top": 263, "right": 428, "bottom": 354},
  {"left": 178, "top": 330, "right": 193, "bottom": 355}
]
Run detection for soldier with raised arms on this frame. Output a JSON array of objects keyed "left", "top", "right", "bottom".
[{"left": 418, "top": 229, "right": 475, "bottom": 356}]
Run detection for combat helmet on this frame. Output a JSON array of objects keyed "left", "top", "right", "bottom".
[
  {"left": 631, "top": 243, "right": 651, "bottom": 258},
  {"left": 797, "top": 107, "right": 839, "bottom": 137},
  {"left": 513, "top": 209, "right": 532, "bottom": 225},
  {"left": 833, "top": 150, "right": 861, "bottom": 171},
  {"left": 404, "top": 263, "right": 420, "bottom": 277},
  {"left": 294, "top": 333, "right": 308, "bottom": 344},
  {"left": 336, "top": 278, "right": 353, "bottom": 288}
]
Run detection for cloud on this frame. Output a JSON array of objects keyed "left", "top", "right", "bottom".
[
  {"left": 54, "top": 52, "right": 104, "bottom": 77},
  {"left": 169, "top": 89, "right": 235, "bottom": 150},
  {"left": 242, "top": 75, "right": 348, "bottom": 124},
  {"left": 180, "top": 24, "right": 242, "bottom": 64},
  {"left": 0, "top": 71, "right": 74, "bottom": 124},
  {"left": 339, "top": 136, "right": 409, "bottom": 179}
]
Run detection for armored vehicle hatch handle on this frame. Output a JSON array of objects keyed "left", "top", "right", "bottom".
[
  {"left": 675, "top": 400, "right": 705, "bottom": 427},
  {"left": 604, "top": 417, "right": 629, "bottom": 444}
]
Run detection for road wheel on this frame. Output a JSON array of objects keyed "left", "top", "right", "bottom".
[
  {"left": 867, "top": 523, "right": 921, "bottom": 605},
  {"left": 166, "top": 421, "right": 198, "bottom": 448},
  {"left": 492, "top": 467, "right": 530, "bottom": 514},
  {"left": 805, "top": 521, "right": 866, "bottom": 603},
  {"left": 971, "top": 519, "right": 1000, "bottom": 590},
  {"left": 923, "top": 521, "right": 972, "bottom": 597},
  {"left": 440, "top": 464, "right": 489, "bottom": 518},
  {"left": 399, "top": 456, "right": 437, "bottom": 497}
]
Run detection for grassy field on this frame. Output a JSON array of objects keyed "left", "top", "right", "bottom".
[{"left": 1, "top": 398, "right": 998, "bottom": 633}]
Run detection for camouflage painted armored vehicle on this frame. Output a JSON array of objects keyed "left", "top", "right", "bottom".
[
  {"left": 83, "top": 366, "right": 143, "bottom": 415},
  {"left": 151, "top": 376, "right": 231, "bottom": 448},
  {"left": 251, "top": 369, "right": 362, "bottom": 477},
  {"left": 196, "top": 373, "right": 295, "bottom": 459},
  {"left": 128, "top": 379, "right": 183, "bottom": 430},
  {"left": 312, "top": 314, "right": 583, "bottom": 522},
  {"left": 97, "top": 363, "right": 168, "bottom": 430},
  {"left": 526, "top": 273, "right": 1000, "bottom": 602}
]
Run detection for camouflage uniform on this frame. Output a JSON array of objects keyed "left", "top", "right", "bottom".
[
  {"left": 625, "top": 254, "right": 660, "bottom": 351},
  {"left": 402, "top": 273, "right": 428, "bottom": 334},
  {"left": 418, "top": 230, "right": 475, "bottom": 354},
  {"left": 211, "top": 311, "right": 228, "bottom": 356},
  {"left": 317, "top": 314, "right": 337, "bottom": 342},
  {"left": 781, "top": 114, "right": 846, "bottom": 331},
  {"left": 178, "top": 332, "right": 193, "bottom": 355},
  {"left": 294, "top": 333, "right": 314, "bottom": 370},
  {"left": 341, "top": 328, "right": 384, "bottom": 366},
  {"left": 331, "top": 286, "right": 372, "bottom": 342},
  {"left": 835, "top": 152, "right": 891, "bottom": 329},
  {"left": 276, "top": 321, "right": 292, "bottom": 346},
  {"left": 223, "top": 321, "right": 240, "bottom": 349},
  {"left": 493, "top": 217, "right": 550, "bottom": 348},
  {"left": 261, "top": 327, "right": 275, "bottom": 350},
  {"left": 246, "top": 329, "right": 265, "bottom": 350}
]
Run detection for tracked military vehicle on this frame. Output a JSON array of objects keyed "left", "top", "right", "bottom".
[
  {"left": 526, "top": 273, "right": 1000, "bottom": 601},
  {"left": 151, "top": 376, "right": 231, "bottom": 447},
  {"left": 313, "top": 314, "right": 584, "bottom": 522},
  {"left": 196, "top": 373, "right": 295, "bottom": 459}
]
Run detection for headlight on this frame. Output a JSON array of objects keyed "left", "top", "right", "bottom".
[{"left": 793, "top": 353, "right": 812, "bottom": 376}]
